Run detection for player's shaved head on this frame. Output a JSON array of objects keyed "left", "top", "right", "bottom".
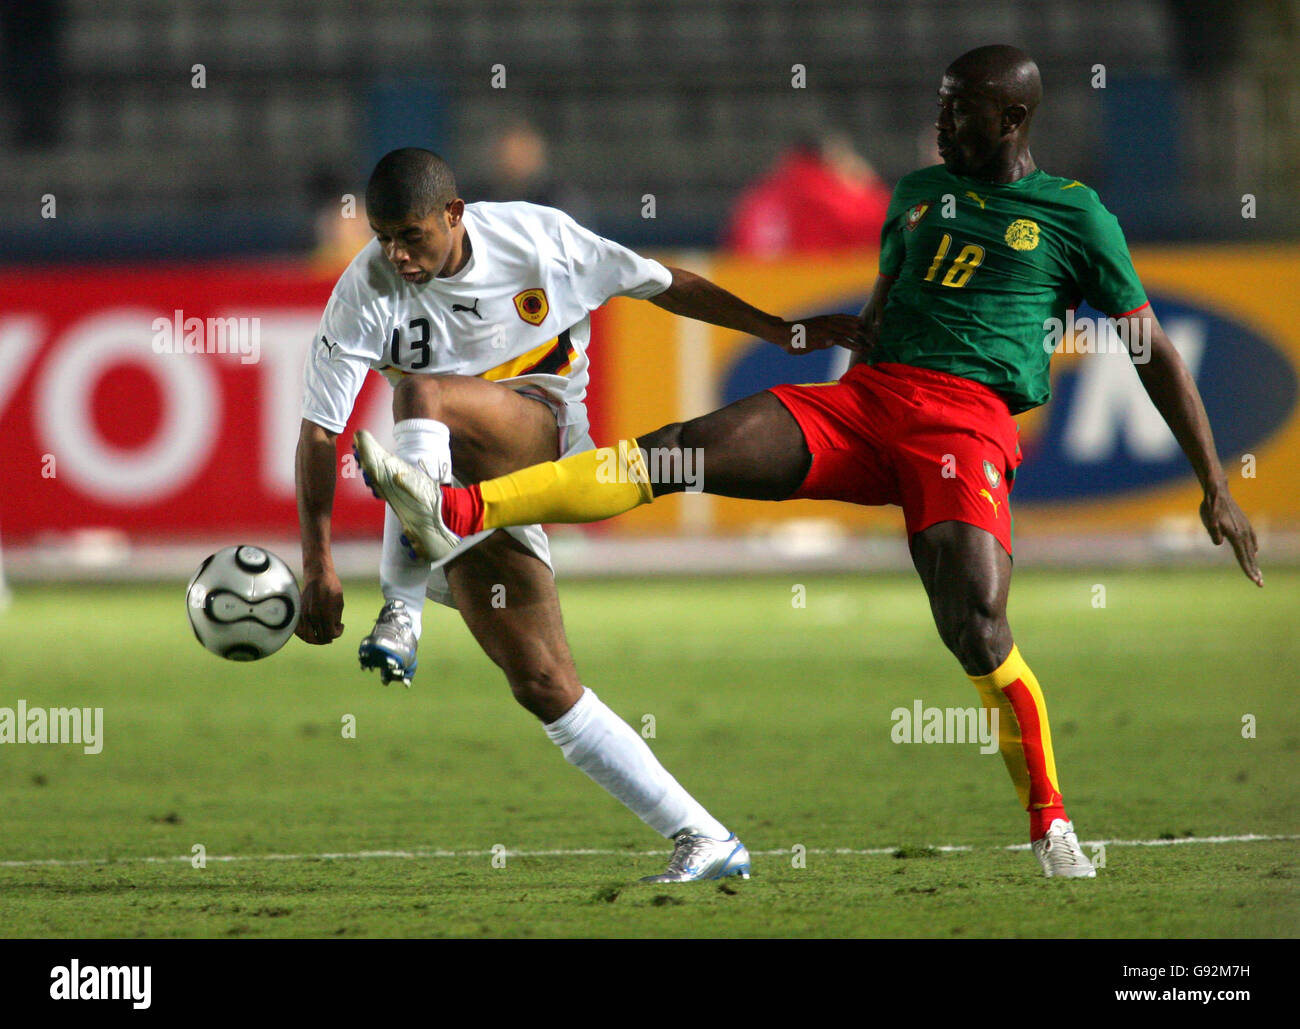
[
  {"left": 935, "top": 45, "right": 1041, "bottom": 181},
  {"left": 946, "top": 45, "right": 1042, "bottom": 123},
  {"left": 366, "top": 148, "right": 459, "bottom": 223}
]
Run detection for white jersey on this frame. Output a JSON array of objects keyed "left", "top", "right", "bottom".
[{"left": 302, "top": 201, "right": 672, "bottom": 433}]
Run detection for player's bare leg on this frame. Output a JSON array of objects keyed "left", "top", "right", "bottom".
[
  {"left": 394, "top": 374, "right": 561, "bottom": 479},
  {"left": 908, "top": 520, "right": 1013, "bottom": 678},
  {"left": 440, "top": 505, "right": 749, "bottom": 883},
  {"left": 365, "top": 373, "right": 747, "bottom": 879},
  {"left": 638, "top": 391, "right": 812, "bottom": 499},
  {"left": 444, "top": 530, "right": 580, "bottom": 720},
  {"left": 910, "top": 520, "right": 1095, "bottom": 878}
]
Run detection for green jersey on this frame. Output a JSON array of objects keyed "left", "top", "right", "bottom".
[{"left": 871, "top": 165, "right": 1147, "bottom": 413}]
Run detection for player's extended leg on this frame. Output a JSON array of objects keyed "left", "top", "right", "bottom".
[
  {"left": 910, "top": 519, "right": 1094, "bottom": 878},
  {"left": 359, "top": 390, "right": 816, "bottom": 560}
]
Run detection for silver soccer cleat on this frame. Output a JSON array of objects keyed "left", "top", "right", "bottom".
[
  {"left": 352, "top": 430, "right": 461, "bottom": 563},
  {"left": 1032, "top": 818, "right": 1097, "bottom": 879},
  {"left": 640, "top": 832, "right": 752, "bottom": 884},
  {"left": 358, "top": 599, "right": 418, "bottom": 688}
]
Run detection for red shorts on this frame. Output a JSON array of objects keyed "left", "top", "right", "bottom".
[{"left": 768, "top": 362, "right": 1023, "bottom": 555}]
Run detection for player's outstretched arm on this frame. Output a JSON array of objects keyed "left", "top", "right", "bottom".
[
  {"left": 651, "top": 266, "right": 861, "bottom": 354},
  {"left": 295, "top": 418, "right": 347, "bottom": 642},
  {"left": 1126, "top": 307, "right": 1262, "bottom": 586}
]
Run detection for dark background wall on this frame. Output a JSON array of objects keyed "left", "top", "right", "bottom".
[{"left": 2, "top": 0, "right": 1296, "bottom": 260}]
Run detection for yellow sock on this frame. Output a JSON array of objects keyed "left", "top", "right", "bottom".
[
  {"left": 480, "top": 440, "right": 654, "bottom": 529},
  {"left": 967, "top": 645, "right": 1067, "bottom": 836}
]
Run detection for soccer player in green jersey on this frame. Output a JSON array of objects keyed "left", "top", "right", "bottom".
[{"left": 355, "top": 45, "right": 1262, "bottom": 878}]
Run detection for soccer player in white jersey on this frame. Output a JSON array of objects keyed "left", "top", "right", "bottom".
[{"left": 294, "top": 148, "right": 859, "bottom": 881}]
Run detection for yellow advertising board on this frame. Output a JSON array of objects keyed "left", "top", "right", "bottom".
[{"left": 598, "top": 247, "right": 1300, "bottom": 538}]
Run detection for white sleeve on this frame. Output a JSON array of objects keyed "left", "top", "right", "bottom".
[
  {"left": 556, "top": 211, "right": 673, "bottom": 309},
  {"left": 301, "top": 294, "right": 382, "bottom": 434}
]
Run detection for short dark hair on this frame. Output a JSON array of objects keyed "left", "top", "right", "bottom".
[{"left": 366, "top": 148, "right": 458, "bottom": 223}]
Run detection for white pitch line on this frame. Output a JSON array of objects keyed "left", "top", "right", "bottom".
[{"left": 0, "top": 834, "right": 1296, "bottom": 870}]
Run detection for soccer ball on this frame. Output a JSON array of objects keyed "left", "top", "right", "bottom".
[{"left": 186, "top": 545, "right": 301, "bottom": 661}]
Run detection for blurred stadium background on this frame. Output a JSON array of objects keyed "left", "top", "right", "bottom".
[{"left": 2, "top": 0, "right": 1299, "bottom": 585}]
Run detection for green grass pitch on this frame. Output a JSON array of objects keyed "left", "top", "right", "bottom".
[{"left": 0, "top": 568, "right": 1296, "bottom": 938}]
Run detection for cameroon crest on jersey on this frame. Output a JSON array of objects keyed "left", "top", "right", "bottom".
[{"left": 904, "top": 202, "right": 932, "bottom": 231}]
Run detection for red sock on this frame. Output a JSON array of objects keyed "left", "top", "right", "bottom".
[
  {"left": 440, "top": 483, "right": 484, "bottom": 537},
  {"left": 1029, "top": 805, "right": 1069, "bottom": 841}
]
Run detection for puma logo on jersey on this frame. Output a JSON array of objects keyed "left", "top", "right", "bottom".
[
  {"left": 965, "top": 191, "right": 987, "bottom": 209},
  {"left": 978, "top": 488, "right": 1002, "bottom": 519},
  {"left": 1060, "top": 180, "right": 1085, "bottom": 190},
  {"left": 451, "top": 298, "right": 483, "bottom": 319},
  {"left": 319, "top": 335, "right": 337, "bottom": 356}
]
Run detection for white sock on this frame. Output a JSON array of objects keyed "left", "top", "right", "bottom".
[
  {"left": 380, "top": 506, "right": 429, "bottom": 638},
  {"left": 378, "top": 418, "right": 452, "bottom": 639},
  {"left": 544, "top": 687, "right": 730, "bottom": 840}
]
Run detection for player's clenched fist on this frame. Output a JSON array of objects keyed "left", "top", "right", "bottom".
[
  {"left": 772, "top": 313, "right": 864, "bottom": 355},
  {"left": 297, "top": 570, "right": 345, "bottom": 644}
]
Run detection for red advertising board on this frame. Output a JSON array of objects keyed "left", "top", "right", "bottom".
[
  {"left": 0, "top": 265, "right": 360, "bottom": 542},
  {"left": 0, "top": 262, "right": 612, "bottom": 545}
]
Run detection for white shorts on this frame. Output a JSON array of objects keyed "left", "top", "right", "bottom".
[{"left": 423, "top": 389, "right": 593, "bottom": 608}]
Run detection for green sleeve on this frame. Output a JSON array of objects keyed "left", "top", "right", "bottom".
[
  {"left": 1074, "top": 199, "right": 1148, "bottom": 316},
  {"left": 878, "top": 185, "right": 914, "bottom": 278}
]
